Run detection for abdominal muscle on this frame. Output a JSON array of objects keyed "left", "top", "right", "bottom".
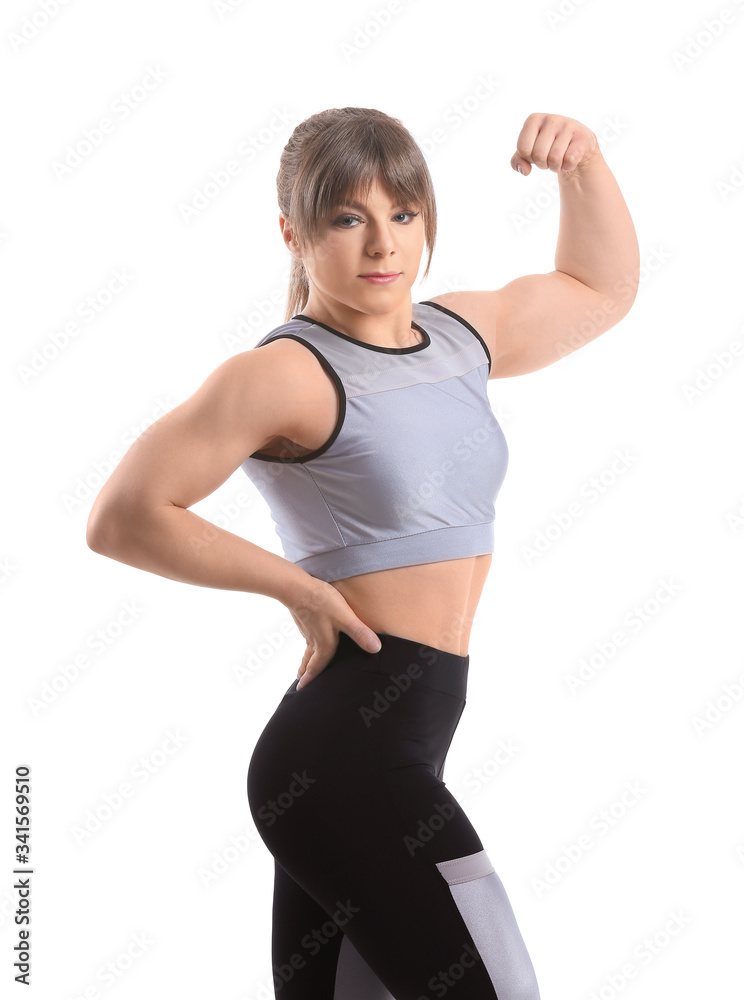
[{"left": 329, "top": 554, "right": 492, "bottom": 657}]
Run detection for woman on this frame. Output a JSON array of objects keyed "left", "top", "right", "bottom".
[{"left": 87, "top": 107, "right": 639, "bottom": 998}]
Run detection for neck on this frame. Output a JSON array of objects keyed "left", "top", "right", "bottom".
[{"left": 299, "top": 297, "right": 418, "bottom": 349}]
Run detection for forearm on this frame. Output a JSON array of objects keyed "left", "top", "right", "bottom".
[
  {"left": 555, "top": 147, "right": 640, "bottom": 309},
  {"left": 88, "top": 503, "right": 314, "bottom": 609}
]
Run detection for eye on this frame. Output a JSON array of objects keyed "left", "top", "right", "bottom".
[{"left": 332, "top": 210, "right": 420, "bottom": 228}]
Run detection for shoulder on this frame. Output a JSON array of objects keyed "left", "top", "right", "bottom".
[
  {"left": 419, "top": 293, "right": 506, "bottom": 377},
  {"left": 224, "top": 334, "right": 336, "bottom": 407}
]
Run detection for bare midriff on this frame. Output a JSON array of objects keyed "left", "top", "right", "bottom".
[
  {"left": 256, "top": 339, "right": 492, "bottom": 656},
  {"left": 328, "top": 554, "right": 492, "bottom": 657}
]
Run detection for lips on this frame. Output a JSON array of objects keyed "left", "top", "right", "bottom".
[{"left": 358, "top": 272, "right": 401, "bottom": 284}]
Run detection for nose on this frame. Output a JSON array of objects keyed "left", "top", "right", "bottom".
[{"left": 364, "top": 220, "right": 397, "bottom": 258}]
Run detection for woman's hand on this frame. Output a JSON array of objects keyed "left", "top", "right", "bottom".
[
  {"left": 511, "top": 112, "right": 598, "bottom": 178},
  {"left": 285, "top": 576, "right": 382, "bottom": 690}
]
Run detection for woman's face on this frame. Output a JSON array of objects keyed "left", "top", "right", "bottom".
[{"left": 282, "top": 177, "right": 425, "bottom": 317}]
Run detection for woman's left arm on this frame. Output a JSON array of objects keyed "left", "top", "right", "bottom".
[
  {"left": 427, "top": 113, "right": 641, "bottom": 378},
  {"left": 539, "top": 115, "right": 640, "bottom": 308}
]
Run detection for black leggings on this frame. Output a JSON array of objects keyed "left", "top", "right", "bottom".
[{"left": 246, "top": 631, "right": 541, "bottom": 999}]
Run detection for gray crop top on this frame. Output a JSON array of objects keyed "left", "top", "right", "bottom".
[{"left": 240, "top": 300, "right": 509, "bottom": 583}]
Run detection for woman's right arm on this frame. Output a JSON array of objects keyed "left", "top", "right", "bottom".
[
  {"left": 86, "top": 341, "right": 312, "bottom": 606},
  {"left": 85, "top": 340, "right": 383, "bottom": 680}
]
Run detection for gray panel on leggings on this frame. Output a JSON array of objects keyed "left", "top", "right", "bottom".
[
  {"left": 333, "top": 933, "right": 396, "bottom": 999},
  {"left": 437, "top": 849, "right": 541, "bottom": 1000}
]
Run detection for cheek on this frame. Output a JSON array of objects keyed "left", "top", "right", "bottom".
[{"left": 310, "top": 237, "right": 345, "bottom": 269}]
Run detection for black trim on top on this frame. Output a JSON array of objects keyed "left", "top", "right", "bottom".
[
  {"left": 293, "top": 314, "right": 431, "bottom": 354},
  {"left": 419, "top": 300, "right": 492, "bottom": 375},
  {"left": 246, "top": 334, "right": 347, "bottom": 464}
]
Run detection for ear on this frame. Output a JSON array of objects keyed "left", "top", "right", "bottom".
[{"left": 279, "top": 214, "right": 303, "bottom": 260}]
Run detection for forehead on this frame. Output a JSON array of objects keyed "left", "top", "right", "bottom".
[
  {"left": 337, "top": 175, "right": 409, "bottom": 208},
  {"left": 337, "top": 197, "right": 404, "bottom": 211},
  {"left": 334, "top": 190, "right": 416, "bottom": 212}
]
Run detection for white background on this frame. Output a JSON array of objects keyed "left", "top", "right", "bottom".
[{"left": 3, "top": 1, "right": 743, "bottom": 998}]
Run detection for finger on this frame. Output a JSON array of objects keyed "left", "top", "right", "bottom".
[
  {"left": 296, "top": 631, "right": 338, "bottom": 687},
  {"left": 296, "top": 644, "right": 313, "bottom": 680},
  {"left": 557, "top": 134, "right": 584, "bottom": 174},
  {"left": 543, "top": 130, "right": 574, "bottom": 172},
  {"left": 511, "top": 111, "right": 546, "bottom": 174},
  {"left": 344, "top": 625, "right": 382, "bottom": 653},
  {"left": 296, "top": 651, "right": 326, "bottom": 690},
  {"left": 562, "top": 131, "right": 598, "bottom": 174},
  {"left": 527, "top": 119, "right": 570, "bottom": 171}
]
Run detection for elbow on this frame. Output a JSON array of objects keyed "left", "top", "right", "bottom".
[
  {"left": 86, "top": 523, "right": 107, "bottom": 555},
  {"left": 86, "top": 504, "right": 122, "bottom": 556}
]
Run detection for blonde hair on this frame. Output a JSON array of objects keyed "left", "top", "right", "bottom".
[{"left": 276, "top": 107, "right": 437, "bottom": 323}]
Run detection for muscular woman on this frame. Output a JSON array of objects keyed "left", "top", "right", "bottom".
[{"left": 87, "top": 107, "right": 638, "bottom": 999}]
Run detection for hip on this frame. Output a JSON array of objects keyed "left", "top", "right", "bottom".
[{"left": 247, "top": 631, "right": 470, "bottom": 805}]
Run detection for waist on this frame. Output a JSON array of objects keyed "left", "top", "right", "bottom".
[
  {"left": 328, "top": 554, "right": 492, "bottom": 657},
  {"left": 331, "top": 630, "right": 469, "bottom": 700}
]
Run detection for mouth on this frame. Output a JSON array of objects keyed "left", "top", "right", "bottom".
[{"left": 358, "top": 272, "right": 401, "bottom": 284}]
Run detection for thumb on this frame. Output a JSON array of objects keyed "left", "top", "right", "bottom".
[
  {"left": 347, "top": 623, "right": 382, "bottom": 653},
  {"left": 511, "top": 154, "right": 531, "bottom": 175}
]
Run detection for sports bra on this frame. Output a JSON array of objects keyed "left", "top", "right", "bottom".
[{"left": 240, "top": 300, "right": 509, "bottom": 583}]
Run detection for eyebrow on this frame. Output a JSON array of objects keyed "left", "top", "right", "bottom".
[{"left": 336, "top": 200, "right": 408, "bottom": 212}]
